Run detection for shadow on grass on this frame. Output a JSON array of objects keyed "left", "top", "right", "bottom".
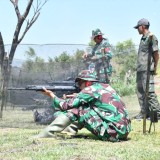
[{"left": 68, "top": 132, "right": 132, "bottom": 143}]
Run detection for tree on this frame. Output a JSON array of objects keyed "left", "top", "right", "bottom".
[
  {"left": 71, "top": 49, "right": 84, "bottom": 74},
  {"left": 113, "top": 39, "right": 137, "bottom": 78},
  {"left": 34, "top": 56, "right": 46, "bottom": 72},
  {"left": 22, "top": 47, "right": 46, "bottom": 72},
  {"left": 0, "top": 0, "right": 48, "bottom": 118},
  {"left": 22, "top": 47, "right": 36, "bottom": 71},
  {"left": 86, "top": 39, "right": 94, "bottom": 53},
  {"left": 73, "top": 49, "right": 84, "bottom": 61},
  {"left": 25, "top": 47, "right": 36, "bottom": 58},
  {"left": 54, "top": 52, "right": 71, "bottom": 69}
]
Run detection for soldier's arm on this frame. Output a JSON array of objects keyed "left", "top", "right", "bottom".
[
  {"left": 103, "top": 41, "right": 112, "bottom": 59},
  {"left": 152, "top": 35, "right": 159, "bottom": 74},
  {"left": 53, "top": 87, "right": 95, "bottom": 111},
  {"left": 42, "top": 87, "right": 55, "bottom": 98},
  {"left": 153, "top": 51, "right": 159, "bottom": 74}
]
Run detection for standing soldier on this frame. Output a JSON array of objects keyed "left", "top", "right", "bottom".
[
  {"left": 83, "top": 29, "right": 112, "bottom": 83},
  {"left": 134, "top": 18, "right": 160, "bottom": 119}
]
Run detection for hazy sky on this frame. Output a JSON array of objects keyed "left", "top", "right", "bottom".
[
  {"left": 0, "top": 0, "right": 160, "bottom": 46},
  {"left": 1, "top": 0, "right": 160, "bottom": 65}
]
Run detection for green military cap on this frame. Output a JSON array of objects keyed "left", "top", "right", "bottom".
[{"left": 92, "top": 28, "right": 103, "bottom": 39}]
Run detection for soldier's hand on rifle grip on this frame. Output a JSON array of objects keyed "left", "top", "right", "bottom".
[
  {"left": 42, "top": 87, "right": 55, "bottom": 98},
  {"left": 63, "top": 93, "right": 77, "bottom": 99},
  {"left": 63, "top": 94, "right": 67, "bottom": 99},
  {"left": 82, "top": 52, "right": 88, "bottom": 59}
]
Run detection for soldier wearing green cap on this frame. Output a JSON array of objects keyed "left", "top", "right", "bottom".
[
  {"left": 83, "top": 29, "right": 112, "bottom": 83},
  {"left": 33, "top": 70, "right": 131, "bottom": 142}
]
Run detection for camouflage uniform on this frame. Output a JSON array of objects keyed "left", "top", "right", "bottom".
[
  {"left": 136, "top": 31, "right": 160, "bottom": 116},
  {"left": 88, "top": 29, "right": 112, "bottom": 83},
  {"left": 35, "top": 70, "right": 131, "bottom": 142}
]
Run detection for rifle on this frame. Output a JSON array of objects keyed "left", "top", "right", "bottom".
[
  {"left": 143, "top": 34, "right": 158, "bottom": 134},
  {"left": 8, "top": 85, "right": 79, "bottom": 94},
  {"left": 101, "top": 48, "right": 110, "bottom": 83}
]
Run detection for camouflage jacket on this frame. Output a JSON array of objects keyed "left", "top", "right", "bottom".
[
  {"left": 91, "top": 38, "right": 112, "bottom": 59},
  {"left": 52, "top": 83, "right": 131, "bottom": 142},
  {"left": 89, "top": 38, "right": 113, "bottom": 82}
]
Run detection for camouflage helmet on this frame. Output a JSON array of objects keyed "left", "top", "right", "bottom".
[
  {"left": 75, "top": 70, "right": 99, "bottom": 82},
  {"left": 92, "top": 28, "right": 103, "bottom": 39}
]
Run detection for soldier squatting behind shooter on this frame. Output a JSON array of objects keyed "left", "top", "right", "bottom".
[{"left": 33, "top": 70, "right": 131, "bottom": 142}]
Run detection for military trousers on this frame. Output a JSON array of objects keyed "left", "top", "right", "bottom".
[{"left": 136, "top": 71, "right": 160, "bottom": 115}]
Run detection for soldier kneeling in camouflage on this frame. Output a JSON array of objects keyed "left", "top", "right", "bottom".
[{"left": 33, "top": 70, "right": 131, "bottom": 142}]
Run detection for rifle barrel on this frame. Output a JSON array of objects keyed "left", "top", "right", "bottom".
[
  {"left": 8, "top": 85, "right": 77, "bottom": 92},
  {"left": 8, "top": 87, "right": 26, "bottom": 90}
]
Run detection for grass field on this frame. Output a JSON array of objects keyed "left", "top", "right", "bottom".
[{"left": 0, "top": 94, "right": 160, "bottom": 160}]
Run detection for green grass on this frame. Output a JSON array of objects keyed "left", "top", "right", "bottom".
[{"left": 0, "top": 95, "right": 160, "bottom": 160}]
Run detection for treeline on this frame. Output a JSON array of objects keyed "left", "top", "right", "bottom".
[
  {"left": 21, "top": 47, "right": 85, "bottom": 80},
  {"left": 10, "top": 39, "right": 137, "bottom": 96}
]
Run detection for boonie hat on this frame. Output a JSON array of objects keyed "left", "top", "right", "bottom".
[
  {"left": 75, "top": 70, "right": 98, "bottom": 82},
  {"left": 92, "top": 28, "right": 103, "bottom": 39}
]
